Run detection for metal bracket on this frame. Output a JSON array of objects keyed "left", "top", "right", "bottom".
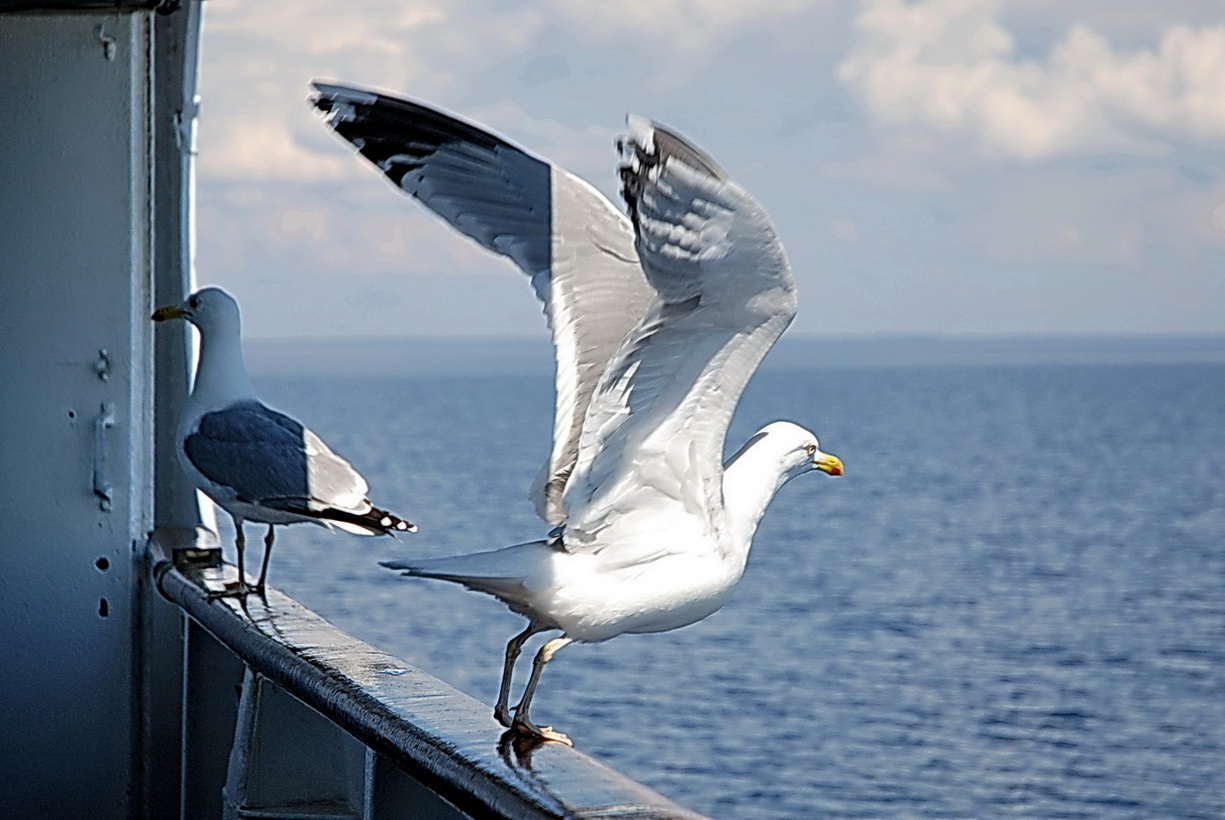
[
  {"left": 174, "top": 97, "right": 200, "bottom": 155},
  {"left": 93, "top": 402, "right": 115, "bottom": 511},
  {"left": 95, "top": 25, "right": 116, "bottom": 61}
]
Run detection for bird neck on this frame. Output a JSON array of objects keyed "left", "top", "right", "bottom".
[
  {"left": 721, "top": 436, "right": 791, "bottom": 560},
  {"left": 190, "top": 323, "right": 257, "bottom": 408}
]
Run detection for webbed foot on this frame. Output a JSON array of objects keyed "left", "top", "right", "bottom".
[
  {"left": 207, "top": 579, "right": 250, "bottom": 600},
  {"left": 511, "top": 717, "right": 572, "bottom": 746}
]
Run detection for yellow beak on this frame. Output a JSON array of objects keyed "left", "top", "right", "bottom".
[
  {"left": 151, "top": 305, "right": 187, "bottom": 322},
  {"left": 814, "top": 452, "right": 843, "bottom": 476}
]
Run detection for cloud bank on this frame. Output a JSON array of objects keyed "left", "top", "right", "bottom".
[
  {"left": 191, "top": 0, "right": 1225, "bottom": 338},
  {"left": 839, "top": 0, "right": 1225, "bottom": 158}
]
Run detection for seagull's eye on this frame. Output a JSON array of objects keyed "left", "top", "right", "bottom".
[
  {"left": 805, "top": 444, "right": 817, "bottom": 456},
  {"left": 188, "top": 296, "right": 199, "bottom": 309}
]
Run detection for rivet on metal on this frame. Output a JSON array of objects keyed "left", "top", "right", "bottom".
[{"left": 93, "top": 348, "right": 111, "bottom": 382}]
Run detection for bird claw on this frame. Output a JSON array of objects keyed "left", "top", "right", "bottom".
[
  {"left": 207, "top": 579, "right": 250, "bottom": 600},
  {"left": 207, "top": 588, "right": 247, "bottom": 601},
  {"left": 512, "top": 718, "right": 572, "bottom": 746}
]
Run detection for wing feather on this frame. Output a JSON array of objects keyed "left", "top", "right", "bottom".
[
  {"left": 564, "top": 118, "right": 797, "bottom": 551},
  {"left": 184, "top": 402, "right": 370, "bottom": 513},
  {"left": 312, "top": 82, "right": 654, "bottom": 524}
]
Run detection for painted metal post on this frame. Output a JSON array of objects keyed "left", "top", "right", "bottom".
[
  {"left": 0, "top": 9, "right": 156, "bottom": 815},
  {"left": 223, "top": 670, "right": 370, "bottom": 819}
]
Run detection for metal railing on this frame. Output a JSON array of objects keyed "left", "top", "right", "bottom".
[{"left": 149, "top": 531, "right": 707, "bottom": 820}]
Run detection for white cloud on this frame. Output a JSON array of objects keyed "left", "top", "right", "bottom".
[
  {"left": 839, "top": 0, "right": 1225, "bottom": 159},
  {"left": 197, "top": 0, "right": 546, "bottom": 182},
  {"left": 195, "top": 0, "right": 847, "bottom": 185},
  {"left": 188, "top": 0, "right": 1225, "bottom": 338},
  {"left": 546, "top": 0, "right": 824, "bottom": 52},
  {"left": 199, "top": 114, "right": 353, "bottom": 182}
]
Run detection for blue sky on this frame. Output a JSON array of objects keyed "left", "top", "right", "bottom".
[{"left": 194, "top": 0, "right": 1225, "bottom": 340}]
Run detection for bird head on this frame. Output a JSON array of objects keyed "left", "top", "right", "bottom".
[
  {"left": 753, "top": 420, "right": 843, "bottom": 481},
  {"left": 152, "top": 287, "right": 242, "bottom": 335}
]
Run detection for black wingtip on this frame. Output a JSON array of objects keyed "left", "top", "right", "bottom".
[
  {"left": 275, "top": 502, "right": 416, "bottom": 537},
  {"left": 618, "top": 116, "right": 728, "bottom": 227},
  {"left": 309, "top": 80, "right": 379, "bottom": 107},
  {"left": 307, "top": 81, "right": 521, "bottom": 193},
  {"left": 370, "top": 506, "right": 416, "bottom": 536}
]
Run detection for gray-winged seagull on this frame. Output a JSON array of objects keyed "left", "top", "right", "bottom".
[
  {"left": 153, "top": 287, "right": 415, "bottom": 597},
  {"left": 312, "top": 84, "right": 842, "bottom": 744}
]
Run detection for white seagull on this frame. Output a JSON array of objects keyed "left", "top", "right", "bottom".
[
  {"left": 153, "top": 287, "right": 415, "bottom": 596},
  {"left": 313, "top": 83, "right": 842, "bottom": 744}
]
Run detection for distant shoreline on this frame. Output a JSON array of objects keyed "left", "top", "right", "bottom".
[{"left": 244, "top": 334, "right": 1225, "bottom": 377}]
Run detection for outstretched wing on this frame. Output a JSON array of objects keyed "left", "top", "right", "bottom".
[
  {"left": 310, "top": 82, "right": 655, "bottom": 525},
  {"left": 562, "top": 117, "right": 798, "bottom": 558}
]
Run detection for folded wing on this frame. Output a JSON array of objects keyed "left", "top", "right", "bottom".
[{"left": 184, "top": 401, "right": 370, "bottom": 515}]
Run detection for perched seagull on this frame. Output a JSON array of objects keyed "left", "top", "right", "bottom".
[
  {"left": 313, "top": 83, "right": 842, "bottom": 744},
  {"left": 153, "top": 287, "right": 415, "bottom": 596}
]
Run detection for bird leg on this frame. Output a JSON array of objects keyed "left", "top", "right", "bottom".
[
  {"left": 495, "top": 625, "right": 541, "bottom": 727},
  {"left": 511, "top": 636, "right": 574, "bottom": 745},
  {"left": 209, "top": 523, "right": 250, "bottom": 599},
  {"left": 253, "top": 525, "right": 275, "bottom": 594}
]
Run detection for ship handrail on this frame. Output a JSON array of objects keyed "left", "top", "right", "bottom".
[{"left": 149, "top": 529, "right": 707, "bottom": 819}]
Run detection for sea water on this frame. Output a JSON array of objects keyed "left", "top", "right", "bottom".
[{"left": 240, "top": 352, "right": 1224, "bottom": 818}]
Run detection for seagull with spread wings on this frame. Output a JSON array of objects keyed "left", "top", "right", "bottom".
[{"left": 313, "top": 83, "right": 842, "bottom": 744}]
